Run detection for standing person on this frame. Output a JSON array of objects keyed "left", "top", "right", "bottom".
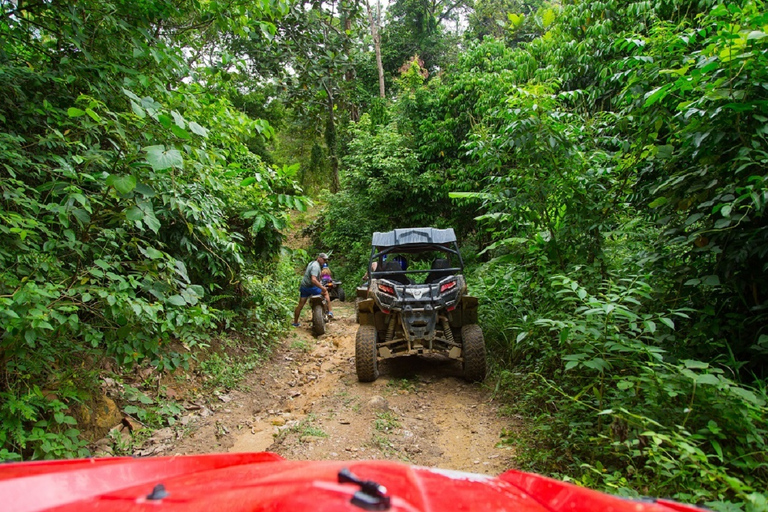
[{"left": 293, "top": 253, "right": 333, "bottom": 327}]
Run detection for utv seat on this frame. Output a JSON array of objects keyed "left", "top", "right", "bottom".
[
  {"left": 382, "top": 260, "right": 411, "bottom": 285},
  {"left": 425, "top": 258, "right": 452, "bottom": 284}
]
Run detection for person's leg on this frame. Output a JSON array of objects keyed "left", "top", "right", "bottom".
[
  {"left": 294, "top": 296, "right": 308, "bottom": 324},
  {"left": 323, "top": 289, "right": 333, "bottom": 316}
]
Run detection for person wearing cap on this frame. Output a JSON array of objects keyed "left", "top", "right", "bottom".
[{"left": 293, "top": 252, "right": 333, "bottom": 327}]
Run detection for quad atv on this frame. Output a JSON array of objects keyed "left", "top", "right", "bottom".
[
  {"left": 354, "top": 227, "right": 486, "bottom": 382},
  {"left": 326, "top": 278, "right": 345, "bottom": 302},
  {"left": 310, "top": 280, "right": 343, "bottom": 337}
]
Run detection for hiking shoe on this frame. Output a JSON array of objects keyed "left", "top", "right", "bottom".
[
  {"left": 328, "top": 312, "right": 334, "bottom": 319},
  {"left": 291, "top": 322, "right": 300, "bottom": 327}
]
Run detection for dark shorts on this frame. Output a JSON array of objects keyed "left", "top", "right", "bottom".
[{"left": 300, "top": 286, "right": 323, "bottom": 298}]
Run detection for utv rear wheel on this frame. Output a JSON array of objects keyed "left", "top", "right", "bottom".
[
  {"left": 355, "top": 325, "right": 379, "bottom": 382},
  {"left": 312, "top": 303, "right": 325, "bottom": 336},
  {"left": 461, "top": 324, "right": 486, "bottom": 382}
]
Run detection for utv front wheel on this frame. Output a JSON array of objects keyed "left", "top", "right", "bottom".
[
  {"left": 338, "top": 287, "right": 346, "bottom": 302},
  {"left": 461, "top": 324, "right": 486, "bottom": 382},
  {"left": 355, "top": 325, "right": 379, "bottom": 382},
  {"left": 312, "top": 303, "right": 326, "bottom": 336}
]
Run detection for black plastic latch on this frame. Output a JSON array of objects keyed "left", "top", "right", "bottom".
[
  {"left": 338, "top": 468, "right": 391, "bottom": 511},
  {"left": 146, "top": 483, "right": 169, "bottom": 501}
]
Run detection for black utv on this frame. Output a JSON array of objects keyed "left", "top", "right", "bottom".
[{"left": 354, "top": 228, "right": 486, "bottom": 382}]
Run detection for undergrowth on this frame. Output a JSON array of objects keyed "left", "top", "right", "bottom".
[
  {"left": 478, "top": 260, "right": 768, "bottom": 512},
  {"left": 0, "top": 256, "right": 296, "bottom": 461}
]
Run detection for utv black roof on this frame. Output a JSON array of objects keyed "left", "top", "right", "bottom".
[
  {"left": 368, "top": 227, "right": 464, "bottom": 277},
  {"left": 371, "top": 228, "right": 456, "bottom": 247}
]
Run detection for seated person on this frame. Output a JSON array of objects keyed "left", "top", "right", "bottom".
[
  {"left": 321, "top": 263, "right": 333, "bottom": 285},
  {"left": 363, "top": 254, "right": 385, "bottom": 282},
  {"left": 364, "top": 254, "right": 408, "bottom": 281}
]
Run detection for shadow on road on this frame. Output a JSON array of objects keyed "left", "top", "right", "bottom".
[{"left": 379, "top": 354, "right": 464, "bottom": 381}]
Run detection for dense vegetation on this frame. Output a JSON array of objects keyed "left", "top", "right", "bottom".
[
  {"left": 2, "top": 0, "right": 767, "bottom": 510},
  {"left": 0, "top": 0, "right": 304, "bottom": 460},
  {"left": 317, "top": 0, "right": 768, "bottom": 510}
]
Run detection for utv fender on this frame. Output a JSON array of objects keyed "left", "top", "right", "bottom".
[
  {"left": 357, "top": 298, "right": 376, "bottom": 325},
  {"left": 450, "top": 295, "right": 479, "bottom": 328},
  {"left": 357, "top": 298, "right": 375, "bottom": 312}
]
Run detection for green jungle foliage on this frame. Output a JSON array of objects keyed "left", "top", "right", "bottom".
[
  {"left": 2, "top": 0, "right": 767, "bottom": 509},
  {"left": 0, "top": 1, "right": 304, "bottom": 460},
  {"left": 321, "top": 0, "right": 768, "bottom": 509}
]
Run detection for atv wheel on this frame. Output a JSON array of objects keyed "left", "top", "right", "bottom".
[
  {"left": 337, "top": 287, "right": 346, "bottom": 302},
  {"left": 461, "top": 324, "right": 486, "bottom": 382},
  {"left": 355, "top": 325, "right": 379, "bottom": 382},
  {"left": 312, "top": 303, "right": 325, "bottom": 336}
]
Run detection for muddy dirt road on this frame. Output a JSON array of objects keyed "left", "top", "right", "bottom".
[{"left": 164, "top": 301, "right": 519, "bottom": 475}]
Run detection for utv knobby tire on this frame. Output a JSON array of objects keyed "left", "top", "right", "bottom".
[
  {"left": 312, "top": 303, "right": 325, "bottom": 336},
  {"left": 355, "top": 325, "right": 379, "bottom": 382},
  {"left": 461, "top": 324, "right": 486, "bottom": 382},
  {"left": 338, "top": 287, "right": 346, "bottom": 302}
]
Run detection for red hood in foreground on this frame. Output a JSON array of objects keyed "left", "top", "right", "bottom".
[{"left": 0, "top": 452, "right": 702, "bottom": 512}]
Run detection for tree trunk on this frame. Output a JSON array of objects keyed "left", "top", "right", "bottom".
[
  {"left": 343, "top": 2, "right": 359, "bottom": 121},
  {"left": 323, "top": 82, "right": 340, "bottom": 193},
  {"left": 367, "top": 0, "right": 385, "bottom": 98}
]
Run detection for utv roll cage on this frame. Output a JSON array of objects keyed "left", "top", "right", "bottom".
[{"left": 367, "top": 228, "right": 464, "bottom": 283}]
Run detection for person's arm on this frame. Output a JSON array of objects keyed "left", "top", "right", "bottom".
[
  {"left": 363, "top": 261, "right": 377, "bottom": 281},
  {"left": 311, "top": 274, "right": 326, "bottom": 291}
]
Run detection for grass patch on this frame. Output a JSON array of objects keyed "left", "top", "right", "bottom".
[
  {"left": 369, "top": 432, "right": 409, "bottom": 462},
  {"left": 386, "top": 378, "right": 417, "bottom": 394},
  {"left": 290, "top": 336, "right": 312, "bottom": 352},
  {"left": 283, "top": 414, "right": 328, "bottom": 441},
  {"left": 374, "top": 411, "right": 400, "bottom": 433},
  {"left": 109, "top": 427, "right": 153, "bottom": 456},
  {"left": 197, "top": 337, "right": 268, "bottom": 391}
]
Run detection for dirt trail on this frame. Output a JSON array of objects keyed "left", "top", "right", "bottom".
[{"left": 166, "top": 301, "right": 520, "bottom": 475}]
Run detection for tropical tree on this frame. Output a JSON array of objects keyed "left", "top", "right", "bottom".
[{"left": 380, "top": 0, "right": 467, "bottom": 74}]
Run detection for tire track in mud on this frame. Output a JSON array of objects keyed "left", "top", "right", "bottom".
[{"left": 168, "top": 302, "right": 520, "bottom": 475}]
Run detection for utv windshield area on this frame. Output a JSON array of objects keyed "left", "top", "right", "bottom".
[{"left": 368, "top": 228, "right": 463, "bottom": 285}]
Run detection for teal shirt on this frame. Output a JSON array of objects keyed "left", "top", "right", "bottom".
[{"left": 301, "top": 260, "right": 322, "bottom": 288}]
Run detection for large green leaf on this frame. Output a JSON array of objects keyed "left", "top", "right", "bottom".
[
  {"left": 167, "top": 295, "right": 186, "bottom": 306},
  {"left": 188, "top": 121, "right": 208, "bottom": 138},
  {"left": 106, "top": 174, "right": 137, "bottom": 194},
  {"left": 125, "top": 206, "right": 143, "bottom": 221},
  {"left": 171, "top": 124, "right": 191, "bottom": 140},
  {"left": 144, "top": 145, "right": 184, "bottom": 171}
]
